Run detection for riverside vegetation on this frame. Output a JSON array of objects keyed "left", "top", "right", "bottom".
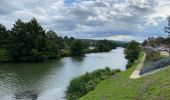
[
  {"left": 66, "top": 41, "right": 141, "bottom": 100},
  {"left": 0, "top": 18, "right": 119, "bottom": 63},
  {"left": 124, "top": 41, "right": 141, "bottom": 69},
  {"left": 80, "top": 53, "right": 170, "bottom": 100},
  {"left": 66, "top": 67, "right": 121, "bottom": 100},
  {"left": 79, "top": 16, "right": 170, "bottom": 100}
]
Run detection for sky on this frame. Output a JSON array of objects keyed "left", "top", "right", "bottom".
[{"left": 0, "top": 0, "right": 170, "bottom": 42}]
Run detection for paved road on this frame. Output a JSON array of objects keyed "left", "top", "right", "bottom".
[{"left": 130, "top": 53, "right": 146, "bottom": 79}]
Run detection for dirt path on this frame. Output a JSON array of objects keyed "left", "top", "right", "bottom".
[
  {"left": 160, "top": 51, "right": 169, "bottom": 57},
  {"left": 130, "top": 53, "right": 146, "bottom": 79}
]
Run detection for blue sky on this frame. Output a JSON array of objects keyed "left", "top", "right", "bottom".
[
  {"left": 64, "top": 0, "right": 75, "bottom": 5},
  {"left": 0, "top": 0, "right": 170, "bottom": 41}
]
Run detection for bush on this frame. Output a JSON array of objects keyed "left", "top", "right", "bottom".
[
  {"left": 126, "top": 61, "right": 134, "bottom": 69},
  {"left": 66, "top": 67, "right": 121, "bottom": 100},
  {"left": 60, "top": 49, "right": 71, "bottom": 57},
  {"left": 0, "top": 49, "right": 12, "bottom": 62},
  {"left": 29, "top": 49, "right": 44, "bottom": 62}
]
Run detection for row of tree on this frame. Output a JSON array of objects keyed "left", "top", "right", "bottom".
[{"left": 0, "top": 18, "right": 117, "bottom": 62}]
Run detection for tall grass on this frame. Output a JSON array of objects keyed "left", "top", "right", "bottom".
[{"left": 66, "top": 67, "right": 121, "bottom": 100}]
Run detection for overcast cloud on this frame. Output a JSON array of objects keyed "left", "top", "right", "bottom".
[{"left": 0, "top": 0, "right": 170, "bottom": 41}]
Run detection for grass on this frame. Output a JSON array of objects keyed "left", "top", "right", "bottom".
[
  {"left": 66, "top": 67, "right": 121, "bottom": 100},
  {"left": 80, "top": 52, "right": 170, "bottom": 100}
]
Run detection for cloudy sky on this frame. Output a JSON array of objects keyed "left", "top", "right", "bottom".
[{"left": 0, "top": 0, "right": 170, "bottom": 41}]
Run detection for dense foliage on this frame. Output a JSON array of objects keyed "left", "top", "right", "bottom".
[
  {"left": 124, "top": 40, "right": 141, "bottom": 68},
  {"left": 0, "top": 18, "right": 77, "bottom": 62},
  {"left": 0, "top": 18, "right": 119, "bottom": 62},
  {"left": 66, "top": 67, "right": 121, "bottom": 100},
  {"left": 95, "top": 40, "right": 116, "bottom": 52},
  {"left": 70, "top": 40, "right": 88, "bottom": 56}
]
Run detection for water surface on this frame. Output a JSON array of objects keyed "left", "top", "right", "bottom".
[{"left": 0, "top": 47, "right": 127, "bottom": 100}]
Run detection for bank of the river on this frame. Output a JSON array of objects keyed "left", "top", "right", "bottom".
[
  {"left": 0, "top": 47, "right": 127, "bottom": 100},
  {"left": 80, "top": 52, "right": 170, "bottom": 100},
  {"left": 0, "top": 47, "right": 117, "bottom": 63}
]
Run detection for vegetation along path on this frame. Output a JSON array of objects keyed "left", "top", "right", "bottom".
[
  {"left": 80, "top": 53, "right": 170, "bottom": 100},
  {"left": 130, "top": 52, "right": 146, "bottom": 79}
]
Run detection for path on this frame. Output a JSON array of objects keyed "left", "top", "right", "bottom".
[
  {"left": 160, "top": 51, "right": 169, "bottom": 57},
  {"left": 130, "top": 53, "right": 146, "bottom": 79}
]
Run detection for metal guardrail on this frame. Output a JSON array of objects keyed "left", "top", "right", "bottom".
[{"left": 140, "top": 57, "right": 170, "bottom": 75}]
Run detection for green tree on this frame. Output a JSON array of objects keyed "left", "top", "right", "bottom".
[
  {"left": 10, "top": 19, "right": 32, "bottom": 61},
  {"left": 0, "top": 24, "right": 10, "bottom": 49},
  {"left": 71, "top": 40, "right": 85, "bottom": 56},
  {"left": 95, "top": 40, "right": 116, "bottom": 52},
  {"left": 142, "top": 40, "right": 148, "bottom": 46},
  {"left": 9, "top": 18, "right": 47, "bottom": 61},
  {"left": 124, "top": 41, "right": 141, "bottom": 63},
  {"left": 27, "top": 18, "right": 46, "bottom": 51}
]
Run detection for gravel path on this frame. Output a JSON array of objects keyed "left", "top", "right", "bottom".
[
  {"left": 160, "top": 51, "right": 169, "bottom": 57},
  {"left": 130, "top": 53, "right": 146, "bottom": 79}
]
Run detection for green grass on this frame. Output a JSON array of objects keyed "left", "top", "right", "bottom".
[{"left": 80, "top": 52, "right": 170, "bottom": 100}]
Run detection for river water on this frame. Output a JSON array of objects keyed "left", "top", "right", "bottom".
[{"left": 0, "top": 47, "right": 127, "bottom": 100}]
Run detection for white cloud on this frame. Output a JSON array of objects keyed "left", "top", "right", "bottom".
[{"left": 0, "top": 0, "right": 170, "bottom": 40}]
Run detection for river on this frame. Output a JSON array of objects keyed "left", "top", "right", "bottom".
[{"left": 0, "top": 47, "right": 127, "bottom": 100}]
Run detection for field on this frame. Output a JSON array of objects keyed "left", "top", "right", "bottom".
[{"left": 80, "top": 53, "right": 170, "bottom": 100}]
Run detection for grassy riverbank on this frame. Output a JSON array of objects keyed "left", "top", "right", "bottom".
[
  {"left": 80, "top": 52, "right": 170, "bottom": 100},
  {"left": 66, "top": 67, "right": 121, "bottom": 100}
]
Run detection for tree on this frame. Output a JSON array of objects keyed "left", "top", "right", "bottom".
[
  {"left": 27, "top": 18, "right": 46, "bottom": 51},
  {"left": 0, "top": 24, "right": 10, "bottom": 49},
  {"left": 95, "top": 40, "right": 116, "bottom": 52},
  {"left": 142, "top": 40, "right": 148, "bottom": 46},
  {"left": 124, "top": 41, "right": 141, "bottom": 63},
  {"left": 70, "top": 40, "right": 85, "bottom": 56},
  {"left": 10, "top": 19, "right": 32, "bottom": 61},
  {"left": 9, "top": 18, "right": 49, "bottom": 61},
  {"left": 165, "top": 16, "right": 170, "bottom": 36},
  {"left": 46, "top": 30, "right": 59, "bottom": 50}
]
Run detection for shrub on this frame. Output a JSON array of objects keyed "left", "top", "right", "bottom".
[
  {"left": 29, "top": 49, "right": 44, "bottom": 62},
  {"left": 66, "top": 67, "right": 121, "bottom": 100},
  {"left": 60, "top": 49, "right": 71, "bottom": 57},
  {"left": 126, "top": 61, "right": 134, "bottom": 69},
  {"left": 0, "top": 49, "right": 12, "bottom": 62}
]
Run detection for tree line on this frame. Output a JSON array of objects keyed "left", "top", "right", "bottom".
[{"left": 0, "top": 18, "right": 118, "bottom": 62}]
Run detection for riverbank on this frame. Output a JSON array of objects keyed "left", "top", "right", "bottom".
[
  {"left": 0, "top": 46, "right": 119, "bottom": 64},
  {"left": 80, "top": 52, "right": 170, "bottom": 100},
  {"left": 66, "top": 67, "right": 121, "bottom": 100},
  {"left": 0, "top": 48, "right": 127, "bottom": 100}
]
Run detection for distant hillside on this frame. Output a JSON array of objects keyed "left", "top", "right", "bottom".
[{"left": 77, "top": 39, "right": 127, "bottom": 47}]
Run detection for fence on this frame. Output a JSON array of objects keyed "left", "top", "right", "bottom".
[{"left": 140, "top": 57, "right": 170, "bottom": 75}]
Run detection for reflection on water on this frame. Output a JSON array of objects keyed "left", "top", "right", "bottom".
[
  {"left": 0, "top": 47, "right": 127, "bottom": 100},
  {"left": 14, "top": 90, "right": 39, "bottom": 100}
]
